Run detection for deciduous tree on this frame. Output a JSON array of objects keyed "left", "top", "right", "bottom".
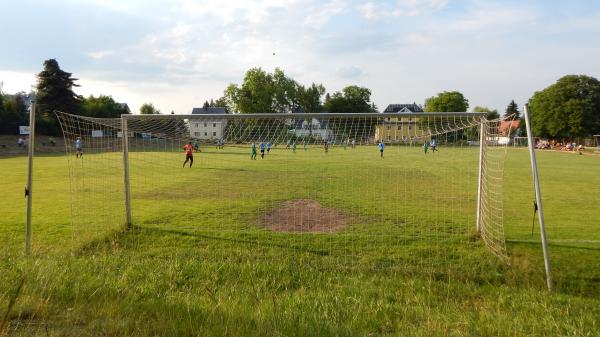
[
  {"left": 528, "top": 75, "right": 600, "bottom": 139},
  {"left": 424, "top": 91, "right": 469, "bottom": 112},
  {"left": 473, "top": 106, "right": 499, "bottom": 120},
  {"left": 140, "top": 103, "right": 160, "bottom": 114}
]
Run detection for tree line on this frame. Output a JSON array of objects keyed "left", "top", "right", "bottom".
[
  {"left": 1, "top": 59, "right": 598, "bottom": 139},
  {"left": 219, "top": 67, "right": 377, "bottom": 115},
  {"left": 0, "top": 59, "right": 153, "bottom": 135}
]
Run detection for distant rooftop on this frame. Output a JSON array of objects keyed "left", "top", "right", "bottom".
[
  {"left": 117, "top": 103, "right": 131, "bottom": 113},
  {"left": 500, "top": 120, "right": 520, "bottom": 134},
  {"left": 383, "top": 103, "right": 423, "bottom": 113},
  {"left": 192, "top": 107, "right": 226, "bottom": 114}
]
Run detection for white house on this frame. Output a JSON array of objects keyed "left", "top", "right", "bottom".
[
  {"left": 188, "top": 107, "right": 227, "bottom": 140},
  {"left": 292, "top": 118, "right": 333, "bottom": 140}
]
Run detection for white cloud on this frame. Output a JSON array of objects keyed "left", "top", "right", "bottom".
[
  {"left": 359, "top": 0, "right": 448, "bottom": 20},
  {"left": 0, "top": 70, "right": 36, "bottom": 94},
  {"left": 449, "top": 3, "right": 533, "bottom": 32},
  {"left": 179, "top": 0, "right": 305, "bottom": 23},
  {"left": 336, "top": 65, "right": 364, "bottom": 79},
  {"left": 87, "top": 50, "right": 115, "bottom": 60},
  {"left": 304, "top": 0, "right": 346, "bottom": 27},
  {"left": 359, "top": 2, "right": 378, "bottom": 20}
]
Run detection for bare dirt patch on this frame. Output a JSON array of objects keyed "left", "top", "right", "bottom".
[{"left": 260, "top": 199, "right": 348, "bottom": 233}]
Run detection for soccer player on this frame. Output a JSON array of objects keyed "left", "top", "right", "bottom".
[
  {"left": 251, "top": 142, "right": 257, "bottom": 160},
  {"left": 351, "top": 139, "right": 356, "bottom": 149},
  {"left": 260, "top": 142, "right": 266, "bottom": 158},
  {"left": 431, "top": 139, "right": 438, "bottom": 152},
  {"left": 378, "top": 141, "right": 385, "bottom": 158},
  {"left": 75, "top": 137, "right": 83, "bottom": 158},
  {"left": 292, "top": 142, "right": 297, "bottom": 153},
  {"left": 267, "top": 142, "right": 272, "bottom": 154},
  {"left": 182, "top": 141, "right": 194, "bottom": 168},
  {"left": 193, "top": 140, "right": 200, "bottom": 152},
  {"left": 423, "top": 141, "right": 429, "bottom": 155},
  {"left": 324, "top": 141, "right": 329, "bottom": 153},
  {"left": 304, "top": 141, "right": 308, "bottom": 151}
]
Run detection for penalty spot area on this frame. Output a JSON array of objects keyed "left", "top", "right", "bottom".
[{"left": 260, "top": 199, "right": 348, "bottom": 233}]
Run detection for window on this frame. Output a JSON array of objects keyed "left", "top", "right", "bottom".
[
  {"left": 204, "top": 123, "right": 207, "bottom": 127},
  {"left": 195, "top": 132, "right": 200, "bottom": 137},
  {"left": 195, "top": 123, "right": 198, "bottom": 128},
  {"left": 387, "top": 135, "right": 391, "bottom": 141},
  {"left": 213, "top": 123, "right": 216, "bottom": 128},
  {"left": 213, "top": 132, "right": 216, "bottom": 136},
  {"left": 387, "top": 125, "right": 391, "bottom": 130},
  {"left": 204, "top": 132, "right": 208, "bottom": 136},
  {"left": 409, "top": 125, "right": 412, "bottom": 130},
  {"left": 398, "top": 125, "right": 402, "bottom": 131}
]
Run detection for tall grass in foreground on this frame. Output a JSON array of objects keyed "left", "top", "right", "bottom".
[{"left": 0, "top": 147, "right": 598, "bottom": 336}]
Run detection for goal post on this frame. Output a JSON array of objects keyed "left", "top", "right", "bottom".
[
  {"left": 476, "top": 119, "right": 485, "bottom": 234},
  {"left": 58, "top": 111, "right": 514, "bottom": 272},
  {"left": 122, "top": 117, "right": 132, "bottom": 230}
]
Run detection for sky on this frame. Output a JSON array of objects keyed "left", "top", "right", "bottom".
[{"left": 1, "top": 0, "right": 599, "bottom": 114}]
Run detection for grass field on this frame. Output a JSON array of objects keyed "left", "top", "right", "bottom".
[{"left": 1, "top": 145, "right": 599, "bottom": 336}]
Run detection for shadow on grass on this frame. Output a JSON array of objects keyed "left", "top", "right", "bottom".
[
  {"left": 75, "top": 231, "right": 599, "bottom": 298},
  {"left": 507, "top": 239, "right": 600, "bottom": 251},
  {"left": 73, "top": 226, "right": 518, "bottom": 287},
  {"left": 76, "top": 226, "right": 334, "bottom": 257},
  {"left": 199, "top": 167, "right": 249, "bottom": 172},
  {"left": 508, "top": 241, "right": 600, "bottom": 298}
]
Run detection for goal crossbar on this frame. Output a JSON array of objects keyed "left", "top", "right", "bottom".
[{"left": 122, "top": 112, "right": 487, "bottom": 119}]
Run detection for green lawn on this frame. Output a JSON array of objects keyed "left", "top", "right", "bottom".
[{"left": 0, "top": 145, "right": 598, "bottom": 336}]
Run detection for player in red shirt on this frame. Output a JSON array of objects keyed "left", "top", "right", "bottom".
[{"left": 183, "top": 141, "right": 194, "bottom": 168}]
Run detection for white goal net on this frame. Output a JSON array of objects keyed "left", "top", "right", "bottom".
[{"left": 57, "top": 112, "right": 512, "bottom": 272}]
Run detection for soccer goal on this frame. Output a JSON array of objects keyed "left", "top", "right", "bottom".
[
  {"left": 514, "top": 136, "right": 538, "bottom": 147},
  {"left": 57, "top": 112, "right": 513, "bottom": 272}
]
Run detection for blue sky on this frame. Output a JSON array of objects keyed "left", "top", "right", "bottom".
[{"left": 1, "top": 0, "right": 599, "bottom": 113}]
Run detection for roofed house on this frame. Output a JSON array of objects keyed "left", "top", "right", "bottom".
[
  {"left": 189, "top": 107, "right": 227, "bottom": 140},
  {"left": 117, "top": 103, "right": 131, "bottom": 114},
  {"left": 499, "top": 120, "right": 520, "bottom": 137},
  {"left": 383, "top": 103, "right": 423, "bottom": 113},
  {"left": 375, "top": 103, "right": 428, "bottom": 143},
  {"left": 191, "top": 107, "right": 226, "bottom": 115},
  {"left": 290, "top": 109, "right": 333, "bottom": 140}
]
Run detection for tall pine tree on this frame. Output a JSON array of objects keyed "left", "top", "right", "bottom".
[
  {"left": 36, "top": 59, "right": 82, "bottom": 134},
  {"left": 505, "top": 100, "right": 520, "bottom": 118}
]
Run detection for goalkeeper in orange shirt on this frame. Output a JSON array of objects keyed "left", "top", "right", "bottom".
[{"left": 183, "top": 141, "right": 194, "bottom": 168}]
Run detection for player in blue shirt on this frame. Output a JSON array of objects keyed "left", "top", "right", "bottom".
[
  {"left": 260, "top": 142, "right": 266, "bottom": 158},
  {"left": 378, "top": 141, "right": 385, "bottom": 158}
]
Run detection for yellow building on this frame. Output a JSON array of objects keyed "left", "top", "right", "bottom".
[{"left": 374, "top": 104, "right": 430, "bottom": 143}]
